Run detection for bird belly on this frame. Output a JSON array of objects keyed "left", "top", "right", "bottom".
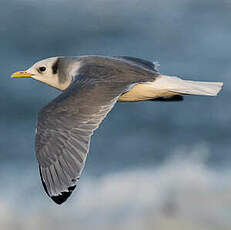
[{"left": 118, "top": 83, "right": 178, "bottom": 102}]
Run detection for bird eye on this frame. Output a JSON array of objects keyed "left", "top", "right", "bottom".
[{"left": 39, "top": 66, "right": 46, "bottom": 72}]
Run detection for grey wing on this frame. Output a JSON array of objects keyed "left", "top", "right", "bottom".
[
  {"left": 35, "top": 82, "right": 124, "bottom": 204},
  {"left": 114, "top": 56, "right": 160, "bottom": 73}
]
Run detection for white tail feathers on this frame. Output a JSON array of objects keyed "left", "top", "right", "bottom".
[{"left": 148, "top": 75, "right": 223, "bottom": 96}]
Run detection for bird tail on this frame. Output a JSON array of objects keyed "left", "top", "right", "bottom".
[
  {"left": 118, "top": 75, "right": 223, "bottom": 102},
  {"left": 149, "top": 75, "right": 223, "bottom": 96}
]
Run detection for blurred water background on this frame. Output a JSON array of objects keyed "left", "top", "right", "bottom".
[{"left": 0, "top": 0, "right": 231, "bottom": 229}]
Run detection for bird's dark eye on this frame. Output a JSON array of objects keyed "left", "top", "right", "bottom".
[{"left": 39, "top": 66, "right": 46, "bottom": 72}]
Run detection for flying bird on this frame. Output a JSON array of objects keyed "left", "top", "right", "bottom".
[{"left": 11, "top": 56, "right": 223, "bottom": 204}]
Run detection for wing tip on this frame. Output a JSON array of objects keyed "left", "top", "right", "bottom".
[
  {"left": 51, "top": 185, "right": 77, "bottom": 205},
  {"left": 39, "top": 167, "right": 77, "bottom": 205},
  {"left": 149, "top": 95, "right": 184, "bottom": 102}
]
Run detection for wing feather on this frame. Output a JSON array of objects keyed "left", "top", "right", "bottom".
[{"left": 35, "top": 81, "right": 124, "bottom": 204}]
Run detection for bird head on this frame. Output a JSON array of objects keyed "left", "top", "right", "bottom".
[{"left": 11, "top": 57, "right": 76, "bottom": 90}]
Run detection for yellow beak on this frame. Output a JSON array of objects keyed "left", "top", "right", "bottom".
[{"left": 11, "top": 70, "right": 33, "bottom": 78}]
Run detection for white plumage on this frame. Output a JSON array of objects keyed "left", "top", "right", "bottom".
[{"left": 150, "top": 75, "right": 223, "bottom": 96}]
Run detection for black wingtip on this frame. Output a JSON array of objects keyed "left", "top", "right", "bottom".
[
  {"left": 51, "top": 185, "right": 76, "bottom": 205},
  {"left": 150, "top": 95, "right": 184, "bottom": 102},
  {"left": 39, "top": 167, "right": 76, "bottom": 205}
]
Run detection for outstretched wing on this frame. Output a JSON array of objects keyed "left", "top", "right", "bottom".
[{"left": 35, "top": 80, "right": 126, "bottom": 204}]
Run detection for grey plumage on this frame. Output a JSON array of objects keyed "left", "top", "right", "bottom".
[{"left": 35, "top": 56, "right": 158, "bottom": 204}]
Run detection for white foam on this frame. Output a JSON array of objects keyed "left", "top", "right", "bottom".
[{"left": 1, "top": 144, "right": 231, "bottom": 230}]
